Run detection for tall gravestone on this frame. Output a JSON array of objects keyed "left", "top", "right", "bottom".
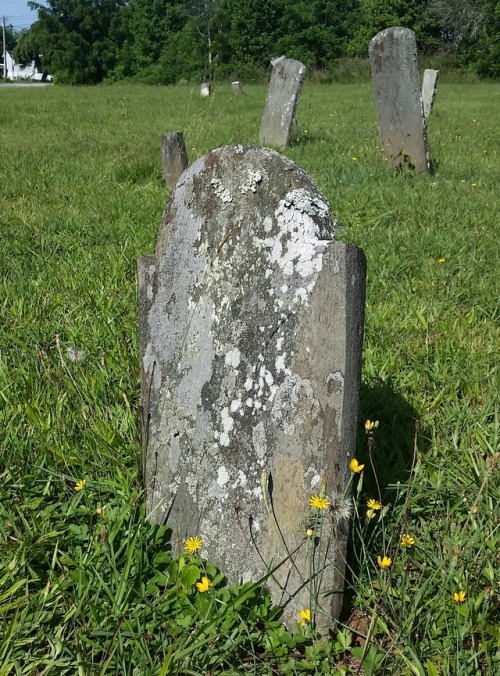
[
  {"left": 138, "top": 145, "right": 366, "bottom": 629},
  {"left": 369, "top": 28, "right": 430, "bottom": 172},
  {"left": 259, "top": 57, "right": 306, "bottom": 147},
  {"left": 200, "top": 82, "right": 211, "bottom": 97},
  {"left": 160, "top": 132, "right": 188, "bottom": 190},
  {"left": 422, "top": 69, "right": 439, "bottom": 118}
]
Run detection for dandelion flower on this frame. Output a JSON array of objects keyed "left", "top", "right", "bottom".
[
  {"left": 401, "top": 534, "right": 415, "bottom": 548},
  {"left": 352, "top": 156, "right": 358, "bottom": 161},
  {"left": 298, "top": 608, "right": 311, "bottom": 626},
  {"left": 184, "top": 536, "right": 203, "bottom": 553},
  {"left": 306, "top": 528, "right": 314, "bottom": 537},
  {"left": 437, "top": 257, "right": 446, "bottom": 263},
  {"left": 377, "top": 555, "right": 392, "bottom": 569},
  {"left": 453, "top": 590, "right": 466, "bottom": 603},
  {"left": 74, "top": 479, "right": 86, "bottom": 492},
  {"left": 367, "top": 498, "right": 381, "bottom": 510},
  {"left": 366, "top": 508, "right": 377, "bottom": 519},
  {"left": 196, "top": 576, "right": 213, "bottom": 592},
  {"left": 349, "top": 458, "right": 365, "bottom": 473},
  {"left": 309, "top": 494, "right": 331, "bottom": 510},
  {"left": 365, "top": 419, "right": 379, "bottom": 432}
]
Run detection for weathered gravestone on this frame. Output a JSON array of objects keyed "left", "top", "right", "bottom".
[
  {"left": 160, "top": 131, "right": 189, "bottom": 190},
  {"left": 200, "top": 82, "right": 211, "bottom": 97},
  {"left": 259, "top": 57, "right": 307, "bottom": 147},
  {"left": 138, "top": 145, "right": 366, "bottom": 629},
  {"left": 369, "top": 28, "right": 430, "bottom": 172},
  {"left": 231, "top": 81, "right": 243, "bottom": 96},
  {"left": 422, "top": 68, "right": 439, "bottom": 118}
]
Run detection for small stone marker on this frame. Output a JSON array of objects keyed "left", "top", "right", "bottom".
[
  {"left": 231, "top": 81, "right": 243, "bottom": 96},
  {"left": 369, "top": 27, "right": 430, "bottom": 172},
  {"left": 139, "top": 145, "right": 366, "bottom": 630},
  {"left": 422, "top": 69, "right": 439, "bottom": 118},
  {"left": 200, "top": 82, "right": 211, "bottom": 97},
  {"left": 259, "top": 57, "right": 307, "bottom": 147},
  {"left": 160, "top": 131, "right": 189, "bottom": 190}
]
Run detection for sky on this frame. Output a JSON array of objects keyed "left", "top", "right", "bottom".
[{"left": 3, "top": 0, "right": 41, "bottom": 31}]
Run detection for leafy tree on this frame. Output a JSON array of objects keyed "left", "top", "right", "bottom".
[
  {"left": 348, "top": 0, "right": 441, "bottom": 56},
  {"left": 429, "top": 0, "right": 500, "bottom": 75},
  {"left": 15, "top": 1, "right": 128, "bottom": 84},
  {"left": 276, "top": 0, "right": 358, "bottom": 68},
  {"left": 1, "top": 23, "right": 18, "bottom": 53},
  {"left": 211, "top": 0, "right": 283, "bottom": 74}
]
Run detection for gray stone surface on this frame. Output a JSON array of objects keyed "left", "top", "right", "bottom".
[
  {"left": 422, "top": 68, "right": 439, "bottom": 118},
  {"left": 200, "top": 82, "right": 211, "bottom": 97},
  {"left": 231, "top": 81, "right": 243, "bottom": 95},
  {"left": 138, "top": 144, "right": 366, "bottom": 629},
  {"left": 160, "top": 131, "right": 189, "bottom": 190},
  {"left": 259, "top": 57, "right": 306, "bottom": 147},
  {"left": 369, "top": 27, "right": 430, "bottom": 172}
]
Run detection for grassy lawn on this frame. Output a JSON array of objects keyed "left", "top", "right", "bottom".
[{"left": 0, "top": 82, "right": 498, "bottom": 674}]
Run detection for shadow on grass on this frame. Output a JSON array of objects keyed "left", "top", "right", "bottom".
[
  {"left": 341, "top": 378, "right": 430, "bottom": 620},
  {"left": 357, "top": 378, "right": 429, "bottom": 492}
]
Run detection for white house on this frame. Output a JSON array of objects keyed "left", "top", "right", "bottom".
[{"left": 2, "top": 51, "right": 51, "bottom": 81}]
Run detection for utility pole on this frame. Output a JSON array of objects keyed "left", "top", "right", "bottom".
[{"left": 2, "top": 16, "right": 7, "bottom": 80}]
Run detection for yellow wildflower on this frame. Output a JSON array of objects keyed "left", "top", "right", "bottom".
[
  {"left": 184, "top": 536, "right": 203, "bottom": 554},
  {"left": 453, "top": 590, "right": 466, "bottom": 603},
  {"left": 309, "top": 495, "right": 331, "bottom": 510},
  {"left": 401, "top": 534, "right": 415, "bottom": 548},
  {"left": 298, "top": 608, "right": 311, "bottom": 626},
  {"left": 196, "top": 576, "right": 213, "bottom": 592},
  {"left": 367, "top": 498, "right": 381, "bottom": 510},
  {"left": 437, "top": 257, "right": 446, "bottom": 263},
  {"left": 366, "top": 508, "right": 377, "bottom": 519},
  {"left": 306, "top": 528, "right": 314, "bottom": 537},
  {"left": 377, "top": 555, "right": 392, "bottom": 569},
  {"left": 74, "top": 479, "right": 86, "bottom": 492},
  {"left": 365, "top": 419, "right": 379, "bottom": 432},
  {"left": 352, "top": 156, "right": 358, "bottom": 161},
  {"left": 349, "top": 458, "right": 365, "bottom": 473}
]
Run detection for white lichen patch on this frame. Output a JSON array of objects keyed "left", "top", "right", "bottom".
[
  {"left": 217, "top": 465, "right": 230, "bottom": 486},
  {"left": 240, "top": 170, "right": 262, "bottom": 194},
  {"left": 211, "top": 177, "right": 232, "bottom": 203},
  {"left": 225, "top": 348, "right": 241, "bottom": 368},
  {"left": 219, "top": 407, "right": 234, "bottom": 447},
  {"left": 310, "top": 473, "right": 321, "bottom": 489},
  {"left": 230, "top": 398, "right": 242, "bottom": 413},
  {"left": 275, "top": 353, "right": 287, "bottom": 373},
  {"left": 232, "top": 470, "right": 247, "bottom": 488}
]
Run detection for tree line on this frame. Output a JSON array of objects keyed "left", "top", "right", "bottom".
[{"left": 5, "top": 0, "right": 500, "bottom": 84}]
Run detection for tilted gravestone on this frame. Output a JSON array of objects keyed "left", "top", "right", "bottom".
[
  {"left": 369, "top": 27, "right": 430, "bottom": 172},
  {"left": 160, "top": 131, "right": 189, "bottom": 190},
  {"left": 259, "top": 57, "right": 306, "bottom": 147},
  {"left": 422, "top": 69, "right": 439, "bottom": 118},
  {"left": 200, "top": 82, "right": 211, "bottom": 97},
  {"left": 138, "top": 145, "right": 366, "bottom": 629}
]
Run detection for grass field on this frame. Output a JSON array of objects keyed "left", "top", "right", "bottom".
[{"left": 0, "top": 82, "right": 499, "bottom": 674}]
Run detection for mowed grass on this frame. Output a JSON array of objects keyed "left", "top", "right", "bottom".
[{"left": 0, "top": 82, "right": 498, "bottom": 674}]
